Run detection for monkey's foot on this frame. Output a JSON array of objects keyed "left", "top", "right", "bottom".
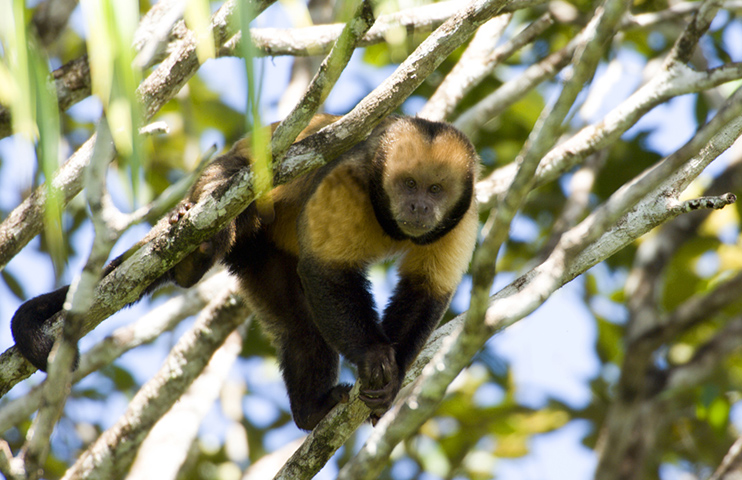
[
  {"left": 295, "top": 384, "right": 352, "bottom": 430},
  {"left": 169, "top": 201, "right": 214, "bottom": 256}
]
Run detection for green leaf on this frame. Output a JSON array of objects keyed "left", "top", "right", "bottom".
[{"left": 1, "top": 269, "right": 25, "bottom": 300}]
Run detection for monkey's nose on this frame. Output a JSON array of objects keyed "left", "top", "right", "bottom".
[{"left": 409, "top": 203, "right": 429, "bottom": 214}]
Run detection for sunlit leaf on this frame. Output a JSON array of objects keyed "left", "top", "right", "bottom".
[
  {"left": 2, "top": 0, "right": 35, "bottom": 139},
  {"left": 1, "top": 269, "right": 25, "bottom": 300},
  {"left": 596, "top": 316, "right": 625, "bottom": 364},
  {"left": 185, "top": 0, "right": 216, "bottom": 63},
  {"left": 716, "top": 244, "right": 742, "bottom": 271}
]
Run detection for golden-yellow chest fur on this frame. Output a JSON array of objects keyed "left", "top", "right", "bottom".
[
  {"left": 301, "top": 162, "right": 400, "bottom": 266},
  {"left": 295, "top": 159, "right": 478, "bottom": 297},
  {"left": 260, "top": 113, "right": 479, "bottom": 299}
]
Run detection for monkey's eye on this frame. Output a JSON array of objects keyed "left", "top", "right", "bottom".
[
  {"left": 404, "top": 178, "right": 417, "bottom": 190},
  {"left": 429, "top": 184, "right": 442, "bottom": 195}
]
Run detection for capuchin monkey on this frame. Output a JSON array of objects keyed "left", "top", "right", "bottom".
[{"left": 12, "top": 114, "right": 480, "bottom": 430}]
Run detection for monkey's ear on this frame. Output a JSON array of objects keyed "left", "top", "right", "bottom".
[{"left": 11, "top": 286, "right": 78, "bottom": 371}]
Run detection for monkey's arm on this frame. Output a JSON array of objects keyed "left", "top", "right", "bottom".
[
  {"left": 381, "top": 277, "right": 452, "bottom": 378},
  {"left": 296, "top": 257, "right": 401, "bottom": 416},
  {"left": 384, "top": 206, "right": 479, "bottom": 381}
]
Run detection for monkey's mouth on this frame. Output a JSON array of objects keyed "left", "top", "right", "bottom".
[{"left": 398, "top": 220, "right": 434, "bottom": 237}]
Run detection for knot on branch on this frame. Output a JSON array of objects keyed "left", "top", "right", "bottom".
[{"left": 680, "top": 192, "right": 736, "bottom": 212}]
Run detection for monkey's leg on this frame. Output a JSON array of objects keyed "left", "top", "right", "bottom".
[
  {"left": 274, "top": 324, "right": 350, "bottom": 430},
  {"left": 381, "top": 277, "right": 450, "bottom": 378},
  {"left": 226, "top": 235, "right": 350, "bottom": 430}
]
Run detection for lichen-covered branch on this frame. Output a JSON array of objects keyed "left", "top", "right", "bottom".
[
  {"left": 333, "top": 88, "right": 742, "bottom": 480},
  {"left": 61, "top": 286, "right": 249, "bottom": 480},
  {"left": 269, "top": 0, "right": 376, "bottom": 162},
  {"left": 0, "top": 271, "right": 233, "bottom": 432}
]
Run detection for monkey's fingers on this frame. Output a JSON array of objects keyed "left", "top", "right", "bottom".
[
  {"left": 329, "top": 383, "right": 352, "bottom": 404},
  {"left": 369, "top": 413, "right": 383, "bottom": 426},
  {"left": 169, "top": 201, "right": 194, "bottom": 224},
  {"left": 359, "top": 387, "right": 392, "bottom": 404}
]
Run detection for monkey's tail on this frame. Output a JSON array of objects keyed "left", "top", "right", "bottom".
[
  {"left": 10, "top": 253, "right": 182, "bottom": 372},
  {"left": 11, "top": 286, "right": 70, "bottom": 371}
]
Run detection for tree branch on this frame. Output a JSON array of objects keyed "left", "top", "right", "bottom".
[
  {"left": 303, "top": 85, "right": 742, "bottom": 480},
  {"left": 664, "top": 0, "right": 723, "bottom": 66},
  {"left": 30, "top": 0, "right": 78, "bottom": 47},
  {"left": 710, "top": 435, "right": 742, "bottom": 480},
  {"left": 539, "top": 150, "right": 608, "bottom": 259},
  {"left": 419, "top": 12, "right": 514, "bottom": 121},
  {"left": 61, "top": 286, "right": 250, "bottom": 480},
  {"left": 0, "top": 271, "right": 233, "bottom": 432},
  {"left": 127, "top": 321, "right": 243, "bottom": 479},
  {"left": 251, "top": 1, "right": 463, "bottom": 57},
  {"left": 269, "top": 0, "right": 376, "bottom": 162},
  {"left": 454, "top": 34, "right": 578, "bottom": 139}
]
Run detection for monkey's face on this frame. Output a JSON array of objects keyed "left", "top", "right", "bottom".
[
  {"left": 380, "top": 125, "right": 474, "bottom": 240},
  {"left": 387, "top": 171, "right": 456, "bottom": 237}
]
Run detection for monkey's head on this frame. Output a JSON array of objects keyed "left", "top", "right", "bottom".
[{"left": 370, "top": 117, "right": 478, "bottom": 245}]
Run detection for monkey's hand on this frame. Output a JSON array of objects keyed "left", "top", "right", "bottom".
[{"left": 357, "top": 344, "right": 400, "bottom": 423}]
